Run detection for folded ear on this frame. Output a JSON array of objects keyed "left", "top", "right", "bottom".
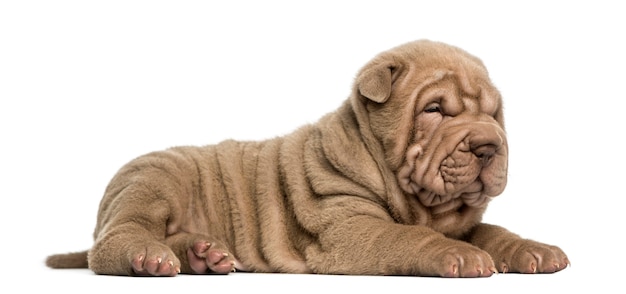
[{"left": 356, "top": 65, "right": 395, "bottom": 103}]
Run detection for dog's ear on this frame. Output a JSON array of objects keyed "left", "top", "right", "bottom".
[{"left": 356, "top": 64, "right": 396, "bottom": 103}]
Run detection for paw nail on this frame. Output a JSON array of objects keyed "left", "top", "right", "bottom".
[
  {"left": 157, "top": 257, "right": 162, "bottom": 264},
  {"left": 176, "top": 267, "right": 181, "bottom": 274},
  {"left": 168, "top": 260, "right": 174, "bottom": 267},
  {"left": 223, "top": 253, "right": 229, "bottom": 257}
]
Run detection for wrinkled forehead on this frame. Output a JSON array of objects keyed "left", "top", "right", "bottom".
[
  {"left": 424, "top": 71, "right": 501, "bottom": 115},
  {"left": 398, "top": 53, "right": 502, "bottom": 117}
]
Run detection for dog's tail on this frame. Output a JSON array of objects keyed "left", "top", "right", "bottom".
[{"left": 46, "top": 250, "right": 89, "bottom": 269}]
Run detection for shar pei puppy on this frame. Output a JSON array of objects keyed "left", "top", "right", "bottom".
[{"left": 47, "top": 40, "right": 569, "bottom": 277}]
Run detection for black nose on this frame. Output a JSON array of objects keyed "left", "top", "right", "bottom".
[{"left": 472, "top": 144, "right": 497, "bottom": 164}]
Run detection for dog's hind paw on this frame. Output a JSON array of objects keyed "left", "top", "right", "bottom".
[
  {"left": 130, "top": 244, "right": 181, "bottom": 277},
  {"left": 186, "top": 240, "right": 237, "bottom": 274}
]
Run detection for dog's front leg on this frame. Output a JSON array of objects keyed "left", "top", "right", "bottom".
[
  {"left": 303, "top": 215, "right": 496, "bottom": 277},
  {"left": 464, "top": 223, "right": 570, "bottom": 274}
]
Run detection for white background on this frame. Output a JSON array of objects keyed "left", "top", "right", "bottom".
[{"left": 1, "top": 0, "right": 623, "bottom": 292}]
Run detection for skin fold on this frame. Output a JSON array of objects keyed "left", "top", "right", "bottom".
[{"left": 46, "top": 40, "right": 569, "bottom": 277}]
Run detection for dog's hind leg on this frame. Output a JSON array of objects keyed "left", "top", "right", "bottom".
[
  {"left": 87, "top": 195, "right": 182, "bottom": 276},
  {"left": 86, "top": 149, "right": 207, "bottom": 276},
  {"left": 87, "top": 196, "right": 239, "bottom": 276}
]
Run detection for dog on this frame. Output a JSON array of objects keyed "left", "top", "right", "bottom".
[{"left": 47, "top": 40, "right": 569, "bottom": 277}]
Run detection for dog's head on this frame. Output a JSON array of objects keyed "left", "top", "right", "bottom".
[{"left": 352, "top": 40, "right": 507, "bottom": 218}]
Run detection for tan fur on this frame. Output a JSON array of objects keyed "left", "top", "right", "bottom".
[{"left": 46, "top": 40, "right": 569, "bottom": 277}]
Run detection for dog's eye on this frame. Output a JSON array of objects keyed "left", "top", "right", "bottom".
[{"left": 424, "top": 105, "right": 441, "bottom": 113}]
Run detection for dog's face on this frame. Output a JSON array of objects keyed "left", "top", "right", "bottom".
[
  {"left": 355, "top": 40, "right": 508, "bottom": 219},
  {"left": 400, "top": 75, "right": 508, "bottom": 210}
]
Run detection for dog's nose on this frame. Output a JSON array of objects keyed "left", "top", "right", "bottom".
[{"left": 471, "top": 144, "right": 497, "bottom": 164}]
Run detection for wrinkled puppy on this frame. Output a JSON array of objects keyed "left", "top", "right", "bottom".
[{"left": 47, "top": 40, "right": 569, "bottom": 277}]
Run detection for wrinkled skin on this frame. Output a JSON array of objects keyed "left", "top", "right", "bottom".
[
  {"left": 397, "top": 77, "right": 508, "bottom": 220},
  {"left": 46, "top": 40, "right": 569, "bottom": 278},
  {"left": 355, "top": 41, "right": 568, "bottom": 276}
]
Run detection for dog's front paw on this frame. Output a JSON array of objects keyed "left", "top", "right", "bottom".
[
  {"left": 186, "top": 240, "right": 236, "bottom": 274},
  {"left": 498, "top": 240, "right": 569, "bottom": 274},
  {"left": 433, "top": 244, "right": 497, "bottom": 278}
]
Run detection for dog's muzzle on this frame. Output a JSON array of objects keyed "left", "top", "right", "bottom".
[{"left": 399, "top": 119, "right": 508, "bottom": 208}]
